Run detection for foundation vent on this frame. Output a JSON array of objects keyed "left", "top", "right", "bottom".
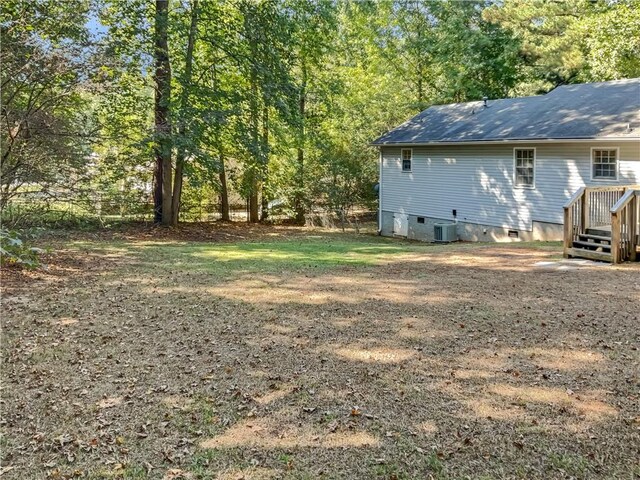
[{"left": 434, "top": 223, "right": 458, "bottom": 243}]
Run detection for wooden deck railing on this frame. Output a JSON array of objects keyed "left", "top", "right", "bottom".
[
  {"left": 587, "top": 186, "right": 628, "bottom": 228},
  {"left": 564, "top": 185, "right": 640, "bottom": 263},
  {"left": 611, "top": 189, "right": 639, "bottom": 263},
  {"left": 563, "top": 187, "right": 586, "bottom": 254}
]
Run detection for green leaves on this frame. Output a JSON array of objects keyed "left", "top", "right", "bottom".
[
  {"left": 0, "top": 229, "right": 44, "bottom": 269},
  {"left": 483, "top": 0, "right": 640, "bottom": 92},
  {"left": 4, "top": 0, "right": 637, "bottom": 227},
  {"left": 1, "top": 0, "right": 96, "bottom": 209},
  {"left": 577, "top": 0, "right": 640, "bottom": 80}
]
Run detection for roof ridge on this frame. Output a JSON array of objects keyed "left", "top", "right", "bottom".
[
  {"left": 553, "top": 77, "right": 640, "bottom": 88},
  {"left": 371, "top": 79, "right": 640, "bottom": 145},
  {"left": 428, "top": 94, "right": 543, "bottom": 111}
]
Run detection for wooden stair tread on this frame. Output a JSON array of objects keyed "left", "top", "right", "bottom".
[
  {"left": 586, "top": 228, "right": 612, "bottom": 237},
  {"left": 566, "top": 247, "right": 612, "bottom": 262},
  {"left": 578, "top": 234, "right": 611, "bottom": 242},
  {"left": 572, "top": 240, "right": 611, "bottom": 251}
]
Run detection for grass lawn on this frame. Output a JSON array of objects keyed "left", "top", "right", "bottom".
[{"left": 1, "top": 224, "right": 639, "bottom": 479}]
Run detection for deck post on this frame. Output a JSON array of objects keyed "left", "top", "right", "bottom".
[
  {"left": 611, "top": 211, "right": 620, "bottom": 264},
  {"left": 563, "top": 206, "right": 572, "bottom": 258},
  {"left": 581, "top": 188, "right": 590, "bottom": 231}
]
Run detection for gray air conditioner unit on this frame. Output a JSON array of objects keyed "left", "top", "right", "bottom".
[{"left": 434, "top": 223, "right": 457, "bottom": 243}]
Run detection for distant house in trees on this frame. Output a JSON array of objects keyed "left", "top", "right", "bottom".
[{"left": 373, "top": 79, "right": 640, "bottom": 258}]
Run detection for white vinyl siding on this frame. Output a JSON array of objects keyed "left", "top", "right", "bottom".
[{"left": 380, "top": 142, "right": 640, "bottom": 231}]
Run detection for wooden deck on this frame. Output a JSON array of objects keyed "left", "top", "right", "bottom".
[{"left": 564, "top": 186, "right": 639, "bottom": 263}]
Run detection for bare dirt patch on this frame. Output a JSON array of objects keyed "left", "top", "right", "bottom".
[
  {"left": 1, "top": 227, "right": 639, "bottom": 479},
  {"left": 40, "top": 221, "right": 314, "bottom": 244}
]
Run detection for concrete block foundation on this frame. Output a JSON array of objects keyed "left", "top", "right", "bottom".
[{"left": 379, "top": 210, "right": 563, "bottom": 242}]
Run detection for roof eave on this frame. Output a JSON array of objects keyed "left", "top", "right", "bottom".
[{"left": 370, "top": 136, "right": 640, "bottom": 147}]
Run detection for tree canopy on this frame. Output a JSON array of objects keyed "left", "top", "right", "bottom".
[{"left": 2, "top": 0, "right": 639, "bottom": 226}]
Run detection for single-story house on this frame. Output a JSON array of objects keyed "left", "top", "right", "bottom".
[{"left": 372, "top": 78, "right": 640, "bottom": 243}]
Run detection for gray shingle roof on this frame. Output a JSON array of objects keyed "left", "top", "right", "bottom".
[{"left": 372, "top": 78, "right": 640, "bottom": 145}]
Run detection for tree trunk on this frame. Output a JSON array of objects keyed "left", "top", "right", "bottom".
[
  {"left": 416, "top": 17, "right": 424, "bottom": 108},
  {"left": 294, "top": 62, "right": 306, "bottom": 225},
  {"left": 260, "top": 191, "right": 268, "bottom": 221},
  {"left": 294, "top": 147, "right": 304, "bottom": 224},
  {"left": 260, "top": 106, "right": 269, "bottom": 222},
  {"left": 248, "top": 41, "right": 260, "bottom": 224},
  {"left": 249, "top": 190, "right": 259, "bottom": 223},
  {"left": 153, "top": 157, "right": 163, "bottom": 223},
  {"left": 219, "top": 159, "right": 230, "bottom": 221},
  {"left": 171, "top": 156, "right": 184, "bottom": 225},
  {"left": 154, "top": 0, "right": 172, "bottom": 225},
  {"left": 208, "top": 62, "right": 229, "bottom": 222},
  {"left": 171, "top": 0, "right": 199, "bottom": 227}
]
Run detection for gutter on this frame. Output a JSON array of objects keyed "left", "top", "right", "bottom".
[{"left": 370, "top": 137, "right": 640, "bottom": 147}]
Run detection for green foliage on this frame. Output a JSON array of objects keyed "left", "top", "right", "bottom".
[
  {"left": 0, "top": 229, "right": 45, "bottom": 269},
  {"left": 3, "top": 0, "right": 638, "bottom": 227},
  {"left": 430, "top": 0, "right": 523, "bottom": 102},
  {"left": 578, "top": 0, "right": 640, "bottom": 80},
  {"left": 0, "top": 0, "right": 95, "bottom": 209},
  {"left": 484, "top": 0, "right": 640, "bottom": 93},
  {"left": 1, "top": 200, "right": 106, "bottom": 230}
]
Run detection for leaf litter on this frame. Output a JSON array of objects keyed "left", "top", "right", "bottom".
[{"left": 1, "top": 224, "right": 639, "bottom": 478}]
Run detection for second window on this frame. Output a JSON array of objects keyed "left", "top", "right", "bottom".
[
  {"left": 514, "top": 148, "right": 535, "bottom": 188},
  {"left": 401, "top": 149, "right": 412, "bottom": 172}
]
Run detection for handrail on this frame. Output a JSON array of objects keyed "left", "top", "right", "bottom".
[
  {"left": 610, "top": 188, "right": 639, "bottom": 264},
  {"left": 583, "top": 185, "right": 640, "bottom": 192},
  {"left": 563, "top": 187, "right": 586, "bottom": 257},
  {"left": 563, "top": 187, "right": 585, "bottom": 209},
  {"left": 611, "top": 189, "right": 639, "bottom": 213}
]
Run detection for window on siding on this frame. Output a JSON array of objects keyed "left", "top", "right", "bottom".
[
  {"left": 514, "top": 148, "right": 535, "bottom": 187},
  {"left": 592, "top": 149, "right": 618, "bottom": 180},
  {"left": 401, "top": 149, "right": 412, "bottom": 172}
]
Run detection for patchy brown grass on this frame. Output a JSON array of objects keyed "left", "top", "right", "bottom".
[{"left": 1, "top": 224, "right": 639, "bottom": 479}]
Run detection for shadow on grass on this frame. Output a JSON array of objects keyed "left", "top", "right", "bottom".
[
  {"left": 72, "top": 233, "right": 567, "bottom": 277},
  {"left": 5, "top": 232, "right": 638, "bottom": 479},
  {"left": 74, "top": 234, "right": 442, "bottom": 274}
]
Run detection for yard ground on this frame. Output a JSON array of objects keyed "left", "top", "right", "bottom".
[{"left": 1, "top": 224, "right": 639, "bottom": 479}]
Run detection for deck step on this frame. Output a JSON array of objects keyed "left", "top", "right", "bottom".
[
  {"left": 566, "top": 247, "right": 612, "bottom": 262},
  {"left": 578, "top": 233, "right": 611, "bottom": 243},
  {"left": 573, "top": 240, "right": 611, "bottom": 252},
  {"left": 586, "top": 227, "right": 612, "bottom": 237}
]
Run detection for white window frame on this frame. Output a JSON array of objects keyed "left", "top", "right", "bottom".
[
  {"left": 401, "top": 148, "right": 412, "bottom": 173},
  {"left": 513, "top": 147, "right": 536, "bottom": 189},
  {"left": 590, "top": 147, "right": 619, "bottom": 181}
]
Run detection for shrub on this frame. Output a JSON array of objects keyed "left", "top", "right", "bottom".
[{"left": 0, "top": 229, "right": 45, "bottom": 269}]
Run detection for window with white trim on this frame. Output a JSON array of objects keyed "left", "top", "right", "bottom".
[
  {"left": 514, "top": 148, "right": 535, "bottom": 187},
  {"left": 401, "top": 149, "right": 412, "bottom": 172},
  {"left": 592, "top": 149, "right": 618, "bottom": 180}
]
